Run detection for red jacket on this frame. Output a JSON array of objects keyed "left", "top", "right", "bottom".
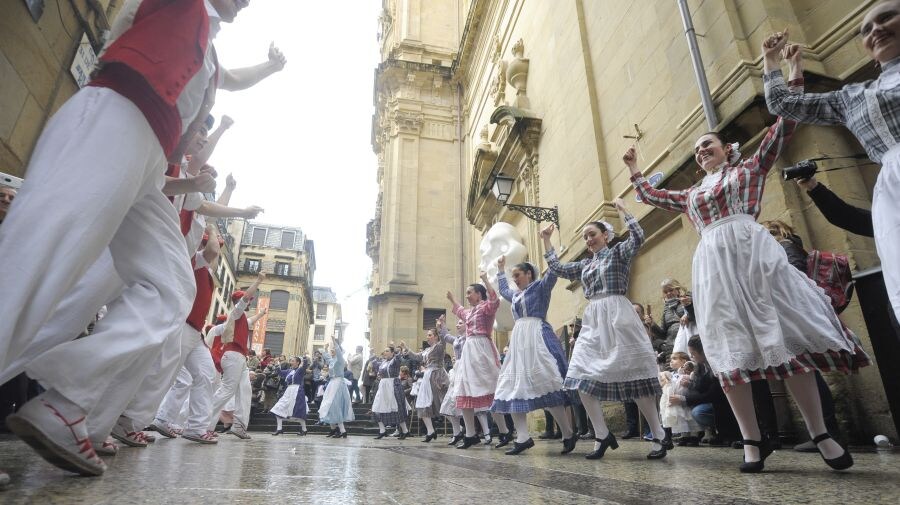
[{"left": 91, "top": 0, "right": 210, "bottom": 156}]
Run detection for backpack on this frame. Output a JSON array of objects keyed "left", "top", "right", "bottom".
[{"left": 806, "top": 250, "right": 854, "bottom": 314}]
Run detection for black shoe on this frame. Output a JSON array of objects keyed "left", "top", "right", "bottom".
[
  {"left": 662, "top": 429, "right": 674, "bottom": 450},
  {"left": 505, "top": 438, "right": 535, "bottom": 455},
  {"left": 272, "top": 430, "right": 283, "bottom": 436},
  {"left": 398, "top": 432, "right": 408, "bottom": 440},
  {"left": 325, "top": 428, "right": 338, "bottom": 438},
  {"left": 298, "top": 430, "right": 308, "bottom": 437},
  {"left": 586, "top": 432, "right": 619, "bottom": 460},
  {"left": 481, "top": 435, "right": 493, "bottom": 446},
  {"left": 374, "top": 432, "right": 386, "bottom": 440},
  {"left": 620, "top": 431, "right": 640, "bottom": 440},
  {"left": 457, "top": 436, "right": 480, "bottom": 449},
  {"left": 552, "top": 432, "right": 562, "bottom": 439},
  {"left": 422, "top": 432, "right": 437, "bottom": 443},
  {"left": 538, "top": 431, "right": 555, "bottom": 440},
  {"left": 647, "top": 439, "right": 668, "bottom": 460},
  {"left": 447, "top": 434, "right": 463, "bottom": 446},
  {"left": 685, "top": 436, "right": 700, "bottom": 447},
  {"left": 706, "top": 436, "right": 729, "bottom": 447},
  {"left": 336, "top": 431, "right": 348, "bottom": 438},
  {"left": 494, "top": 433, "right": 512, "bottom": 449},
  {"left": 812, "top": 433, "right": 853, "bottom": 470},
  {"left": 561, "top": 435, "right": 578, "bottom": 455},
  {"left": 739, "top": 438, "right": 774, "bottom": 473},
  {"left": 676, "top": 436, "right": 691, "bottom": 447},
  {"left": 579, "top": 431, "right": 594, "bottom": 440}
]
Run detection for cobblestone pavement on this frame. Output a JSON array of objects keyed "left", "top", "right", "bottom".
[{"left": 0, "top": 434, "right": 898, "bottom": 504}]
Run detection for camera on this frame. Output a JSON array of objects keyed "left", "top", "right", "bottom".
[{"left": 782, "top": 160, "right": 818, "bottom": 181}]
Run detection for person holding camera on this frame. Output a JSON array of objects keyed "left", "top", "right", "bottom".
[
  {"left": 628, "top": 30, "right": 869, "bottom": 473},
  {"left": 764, "top": 3, "right": 900, "bottom": 323}
]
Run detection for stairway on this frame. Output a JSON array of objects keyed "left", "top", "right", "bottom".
[{"left": 246, "top": 400, "right": 427, "bottom": 436}]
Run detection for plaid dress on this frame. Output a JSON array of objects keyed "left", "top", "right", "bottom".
[
  {"left": 547, "top": 212, "right": 662, "bottom": 401},
  {"left": 632, "top": 118, "right": 869, "bottom": 388}
]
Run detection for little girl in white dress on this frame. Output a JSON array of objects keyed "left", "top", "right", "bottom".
[{"left": 659, "top": 352, "right": 701, "bottom": 436}]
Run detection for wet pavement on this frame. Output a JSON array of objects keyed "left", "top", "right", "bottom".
[{"left": 0, "top": 434, "right": 897, "bottom": 504}]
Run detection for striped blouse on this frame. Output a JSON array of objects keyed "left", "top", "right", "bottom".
[{"left": 630, "top": 117, "right": 796, "bottom": 233}]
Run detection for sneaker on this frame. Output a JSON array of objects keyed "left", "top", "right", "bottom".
[
  {"left": 94, "top": 437, "right": 119, "bottom": 456},
  {"left": 183, "top": 431, "right": 219, "bottom": 444},
  {"left": 229, "top": 424, "right": 251, "bottom": 440},
  {"left": 110, "top": 419, "right": 150, "bottom": 448},
  {"left": 149, "top": 420, "right": 179, "bottom": 439},
  {"left": 143, "top": 433, "right": 156, "bottom": 443},
  {"left": 6, "top": 392, "right": 107, "bottom": 476}
]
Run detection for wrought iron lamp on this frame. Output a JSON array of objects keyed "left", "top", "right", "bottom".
[{"left": 491, "top": 174, "right": 560, "bottom": 230}]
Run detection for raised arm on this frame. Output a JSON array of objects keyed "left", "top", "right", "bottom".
[
  {"left": 248, "top": 307, "right": 268, "bottom": 326},
  {"left": 162, "top": 172, "right": 216, "bottom": 196},
  {"left": 242, "top": 272, "right": 266, "bottom": 304},
  {"left": 540, "top": 224, "right": 586, "bottom": 281},
  {"left": 447, "top": 290, "right": 467, "bottom": 321},
  {"left": 189, "top": 116, "right": 233, "bottom": 172},
  {"left": 479, "top": 271, "right": 500, "bottom": 312},
  {"left": 613, "top": 198, "right": 645, "bottom": 260},
  {"left": 763, "top": 31, "right": 847, "bottom": 126},
  {"left": 221, "top": 43, "right": 286, "bottom": 91},
  {"left": 217, "top": 174, "right": 237, "bottom": 206},
  {"left": 197, "top": 201, "right": 264, "bottom": 220},
  {"left": 624, "top": 147, "right": 689, "bottom": 213},
  {"left": 800, "top": 177, "right": 874, "bottom": 237}
]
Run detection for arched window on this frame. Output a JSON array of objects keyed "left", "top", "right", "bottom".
[{"left": 270, "top": 290, "right": 290, "bottom": 311}]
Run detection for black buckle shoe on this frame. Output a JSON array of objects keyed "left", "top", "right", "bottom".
[
  {"left": 457, "top": 436, "right": 480, "bottom": 449},
  {"left": 647, "top": 439, "right": 668, "bottom": 460},
  {"left": 494, "top": 433, "right": 512, "bottom": 449},
  {"left": 812, "top": 433, "right": 853, "bottom": 470},
  {"left": 738, "top": 438, "right": 773, "bottom": 473},
  {"left": 298, "top": 430, "right": 307, "bottom": 437},
  {"left": 374, "top": 432, "right": 386, "bottom": 440},
  {"left": 561, "top": 435, "right": 578, "bottom": 455},
  {"left": 398, "top": 432, "right": 408, "bottom": 440},
  {"left": 271, "top": 430, "right": 283, "bottom": 436},
  {"left": 504, "top": 438, "right": 535, "bottom": 455},
  {"left": 336, "top": 431, "right": 347, "bottom": 438},
  {"left": 422, "top": 432, "right": 437, "bottom": 443},
  {"left": 447, "top": 434, "right": 463, "bottom": 446},
  {"left": 586, "top": 432, "right": 619, "bottom": 460}
]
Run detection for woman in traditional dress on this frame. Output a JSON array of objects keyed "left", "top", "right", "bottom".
[
  {"left": 406, "top": 318, "right": 450, "bottom": 442},
  {"left": 446, "top": 274, "right": 512, "bottom": 449},
  {"left": 269, "top": 356, "right": 308, "bottom": 436},
  {"left": 438, "top": 319, "right": 466, "bottom": 445},
  {"left": 628, "top": 29, "right": 868, "bottom": 473},
  {"left": 318, "top": 338, "right": 355, "bottom": 438},
  {"left": 491, "top": 256, "right": 577, "bottom": 456},
  {"left": 764, "top": 5, "right": 900, "bottom": 325},
  {"left": 542, "top": 198, "right": 666, "bottom": 461},
  {"left": 371, "top": 347, "right": 410, "bottom": 439}
]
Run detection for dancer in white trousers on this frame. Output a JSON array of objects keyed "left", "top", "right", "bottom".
[
  {"left": 205, "top": 276, "right": 267, "bottom": 439},
  {"left": 438, "top": 319, "right": 466, "bottom": 445},
  {"left": 764, "top": 6, "right": 900, "bottom": 324}
]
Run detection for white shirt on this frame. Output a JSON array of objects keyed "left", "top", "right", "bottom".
[{"left": 176, "top": 1, "right": 225, "bottom": 135}]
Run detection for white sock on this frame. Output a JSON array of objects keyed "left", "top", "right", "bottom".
[
  {"left": 511, "top": 413, "right": 530, "bottom": 443},
  {"left": 477, "top": 412, "right": 491, "bottom": 436},
  {"left": 578, "top": 392, "right": 610, "bottom": 440},
  {"left": 300, "top": 419, "right": 307, "bottom": 431},
  {"left": 462, "top": 409, "right": 476, "bottom": 437},
  {"left": 546, "top": 405, "right": 574, "bottom": 439},
  {"left": 399, "top": 422, "right": 408, "bottom": 434},
  {"left": 338, "top": 423, "right": 346, "bottom": 434},
  {"left": 447, "top": 416, "right": 461, "bottom": 436},
  {"left": 378, "top": 421, "right": 386, "bottom": 434},
  {"left": 422, "top": 416, "right": 434, "bottom": 435},
  {"left": 491, "top": 413, "right": 509, "bottom": 434},
  {"left": 276, "top": 417, "right": 283, "bottom": 430},
  {"left": 633, "top": 395, "right": 666, "bottom": 451}
]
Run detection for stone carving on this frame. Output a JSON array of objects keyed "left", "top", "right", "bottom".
[
  {"left": 388, "top": 110, "right": 424, "bottom": 136},
  {"left": 479, "top": 222, "right": 528, "bottom": 332},
  {"left": 506, "top": 39, "right": 530, "bottom": 109},
  {"left": 490, "top": 60, "right": 508, "bottom": 107},
  {"left": 476, "top": 125, "right": 492, "bottom": 152}
]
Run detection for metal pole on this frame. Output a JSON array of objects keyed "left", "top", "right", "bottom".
[{"left": 676, "top": 0, "right": 718, "bottom": 130}]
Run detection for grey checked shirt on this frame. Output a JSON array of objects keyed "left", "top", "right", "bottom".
[
  {"left": 544, "top": 212, "right": 645, "bottom": 297},
  {"left": 764, "top": 61, "right": 900, "bottom": 163}
]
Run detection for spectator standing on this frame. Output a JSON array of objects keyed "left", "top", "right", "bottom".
[{"left": 348, "top": 346, "right": 364, "bottom": 403}]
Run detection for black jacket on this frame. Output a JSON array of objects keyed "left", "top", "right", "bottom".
[
  {"left": 778, "top": 234, "right": 808, "bottom": 272},
  {"left": 683, "top": 362, "right": 726, "bottom": 407},
  {"left": 807, "top": 183, "right": 874, "bottom": 237}
]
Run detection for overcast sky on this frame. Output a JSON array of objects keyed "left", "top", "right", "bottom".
[{"left": 209, "top": 1, "right": 382, "bottom": 352}]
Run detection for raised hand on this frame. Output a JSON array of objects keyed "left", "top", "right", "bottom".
[
  {"left": 221, "top": 115, "right": 235, "bottom": 129},
  {"left": 539, "top": 223, "right": 555, "bottom": 239},
  {"left": 269, "top": 42, "right": 287, "bottom": 71},
  {"left": 613, "top": 198, "right": 627, "bottom": 212},
  {"left": 623, "top": 146, "right": 640, "bottom": 175},
  {"left": 497, "top": 255, "right": 506, "bottom": 270},
  {"left": 762, "top": 28, "right": 789, "bottom": 60},
  {"left": 242, "top": 205, "right": 264, "bottom": 219},
  {"left": 225, "top": 173, "right": 237, "bottom": 192},
  {"left": 446, "top": 290, "right": 455, "bottom": 302},
  {"left": 782, "top": 43, "right": 802, "bottom": 66}
]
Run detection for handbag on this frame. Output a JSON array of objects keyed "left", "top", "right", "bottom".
[{"left": 673, "top": 322, "right": 697, "bottom": 355}]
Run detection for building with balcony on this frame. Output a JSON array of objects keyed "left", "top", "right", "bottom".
[
  {"left": 227, "top": 219, "right": 316, "bottom": 356},
  {"left": 308, "top": 286, "right": 343, "bottom": 356}
]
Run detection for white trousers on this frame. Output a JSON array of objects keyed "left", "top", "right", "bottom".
[
  {"left": 156, "top": 335, "right": 216, "bottom": 435},
  {"left": 15, "top": 87, "right": 194, "bottom": 418},
  {"left": 873, "top": 144, "right": 900, "bottom": 323},
  {"left": 207, "top": 351, "right": 250, "bottom": 430}
]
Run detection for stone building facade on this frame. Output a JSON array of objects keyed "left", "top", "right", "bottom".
[
  {"left": 308, "top": 286, "right": 344, "bottom": 356},
  {"left": 227, "top": 220, "right": 316, "bottom": 357},
  {"left": 369, "top": 0, "right": 896, "bottom": 439}
]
